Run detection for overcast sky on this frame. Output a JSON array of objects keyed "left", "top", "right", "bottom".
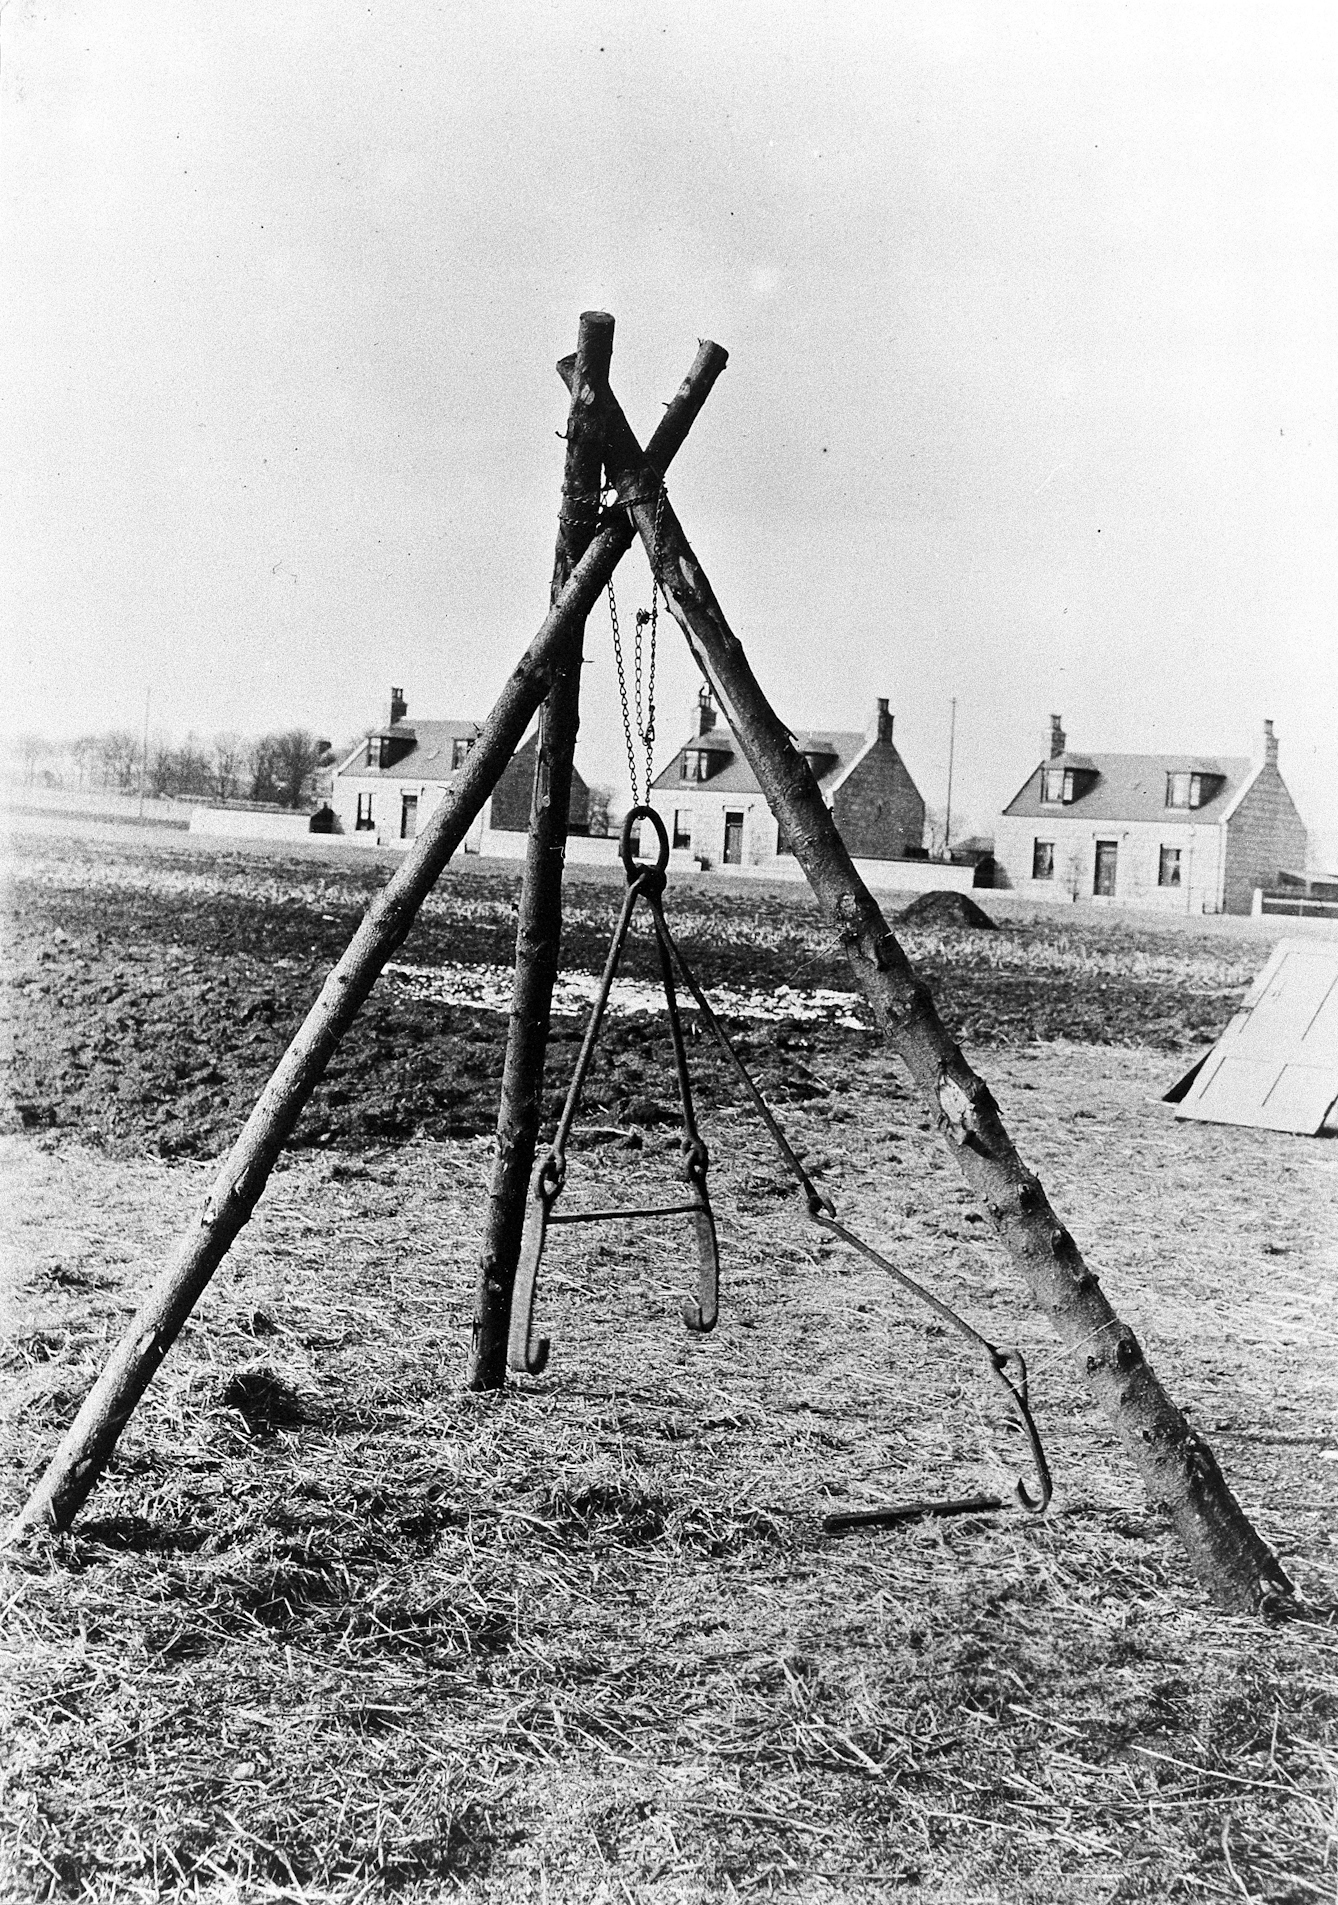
[{"left": 3, "top": 2, "right": 1335, "bottom": 841}]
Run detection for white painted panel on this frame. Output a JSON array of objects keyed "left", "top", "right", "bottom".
[{"left": 1176, "top": 938, "right": 1338, "bottom": 1134}]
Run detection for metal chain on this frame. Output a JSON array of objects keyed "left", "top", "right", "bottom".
[
  {"left": 608, "top": 483, "right": 666, "bottom": 807},
  {"left": 608, "top": 580, "right": 642, "bottom": 805}
]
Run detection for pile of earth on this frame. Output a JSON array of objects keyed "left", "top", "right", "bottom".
[{"left": 897, "top": 889, "right": 997, "bottom": 930}]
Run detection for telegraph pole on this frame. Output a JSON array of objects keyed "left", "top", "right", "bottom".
[{"left": 943, "top": 696, "right": 957, "bottom": 859}]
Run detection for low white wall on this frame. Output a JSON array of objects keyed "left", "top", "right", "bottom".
[
  {"left": 563, "top": 835, "right": 622, "bottom": 865},
  {"left": 189, "top": 808, "right": 360, "bottom": 843},
  {"left": 477, "top": 829, "right": 621, "bottom": 865},
  {"left": 722, "top": 856, "right": 980, "bottom": 893}
]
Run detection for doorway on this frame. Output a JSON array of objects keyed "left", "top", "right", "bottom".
[
  {"left": 723, "top": 811, "right": 744, "bottom": 865},
  {"left": 401, "top": 794, "right": 419, "bottom": 841},
  {"left": 1094, "top": 840, "right": 1117, "bottom": 897}
]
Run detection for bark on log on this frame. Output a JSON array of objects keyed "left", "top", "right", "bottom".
[
  {"left": 9, "top": 335, "right": 728, "bottom": 1543},
  {"left": 467, "top": 310, "right": 613, "bottom": 1388},
  {"left": 570, "top": 368, "right": 1296, "bottom": 1617}
]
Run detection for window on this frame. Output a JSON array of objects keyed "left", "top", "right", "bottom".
[
  {"left": 366, "top": 737, "right": 379, "bottom": 768},
  {"left": 1032, "top": 839, "right": 1055, "bottom": 880},
  {"left": 356, "top": 793, "right": 374, "bottom": 831},
  {"left": 1167, "top": 772, "right": 1205, "bottom": 810},
  {"left": 679, "top": 750, "right": 710, "bottom": 782},
  {"left": 1159, "top": 846, "right": 1182, "bottom": 887},
  {"left": 400, "top": 793, "right": 418, "bottom": 840},
  {"left": 1043, "top": 767, "right": 1075, "bottom": 804},
  {"left": 452, "top": 736, "right": 474, "bottom": 770},
  {"left": 672, "top": 810, "right": 692, "bottom": 850}
]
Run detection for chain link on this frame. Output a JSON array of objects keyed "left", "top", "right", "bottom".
[{"left": 608, "top": 484, "right": 666, "bottom": 807}]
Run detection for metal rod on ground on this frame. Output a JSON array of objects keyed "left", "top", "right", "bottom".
[
  {"left": 9, "top": 331, "right": 728, "bottom": 1543},
  {"left": 467, "top": 310, "right": 614, "bottom": 1389},
  {"left": 567, "top": 363, "right": 1295, "bottom": 1617}
]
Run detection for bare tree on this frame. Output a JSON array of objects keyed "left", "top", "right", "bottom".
[
  {"left": 174, "top": 733, "right": 212, "bottom": 799},
  {"left": 212, "top": 731, "right": 244, "bottom": 803},
  {"left": 69, "top": 735, "right": 99, "bottom": 790},
  {"left": 99, "top": 730, "right": 140, "bottom": 792},
  {"left": 147, "top": 735, "right": 176, "bottom": 800},
  {"left": 248, "top": 735, "right": 282, "bottom": 805},
  {"left": 1063, "top": 841, "right": 1086, "bottom": 902},
  {"left": 585, "top": 782, "right": 614, "bottom": 837},
  {"left": 18, "top": 734, "right": 54, "bottom": 786},
  {"left": 923, "top": 804, "right": 948, "bottom": 857},
  {"left": 272, "top": 729, "right": 332, "bottom": 810}
]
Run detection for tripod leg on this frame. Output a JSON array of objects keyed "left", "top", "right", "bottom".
[{"left": 468, "top": 310, "right": 612, "bottom": 1390}]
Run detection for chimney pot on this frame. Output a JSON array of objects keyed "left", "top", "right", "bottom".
[
  {"left": 874, "top": 697, "right": 893, "bottom": 744},
  {"left": 389, "top": 686, "right": 407, "bottom": 727},
  {"left": 1049, "top": 714, "right": 1066, "bottom": 760},
  {"left": 696, "top": 685, "right": 718, "bottom": 736}
]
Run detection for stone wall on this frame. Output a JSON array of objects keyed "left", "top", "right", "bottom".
[
  {"left": 1223, "top": 766, "right": 1308, "bottom": 915},
  {"left": 831, "top": 743, "right": 926, "bottom": 860},
  {"left": 486, "top": 735, "right": 591, "bottom": 834}
]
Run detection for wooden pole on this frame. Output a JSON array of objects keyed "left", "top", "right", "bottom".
[
  {"left": 467, "top": 311, "right": 614, "bottom": 1389},
  {"left": 572, "top": 367, "right": 1295, "bottom": 1616},
  {"left": 9, "top": 333, "right": 728, "bottom": 1543}
]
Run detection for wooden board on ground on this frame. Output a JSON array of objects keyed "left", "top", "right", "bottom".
[{"left": 1170, "top": 936, "right": 1338, "bottom": 1133}]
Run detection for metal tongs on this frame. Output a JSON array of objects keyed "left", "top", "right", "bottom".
[{"left": 507, "top": 806, "right": 720, "bottom": 1375}]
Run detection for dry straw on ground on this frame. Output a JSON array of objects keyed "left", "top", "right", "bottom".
[{"left": 4, "top": 1044, "right": 1337, "bottom": 1903}]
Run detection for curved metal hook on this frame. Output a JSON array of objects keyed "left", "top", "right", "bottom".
[
  {"left": 679, "top": 1139, "right": 720, "bottom": 1334},
  {"left": 986, "top": 1347, "right": 1053, "bottom": 1514},
  {"left": 507, "top": 1155, "right": 562, "bottom": 1377}
]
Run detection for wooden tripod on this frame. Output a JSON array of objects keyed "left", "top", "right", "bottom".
[{"left": 6, "top": 313, "right": 1297, "bottom": 1620}]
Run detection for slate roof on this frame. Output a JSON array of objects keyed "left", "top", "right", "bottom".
[
  {"left": 1003, "top": 752, "right": 1253, "bottom": 824},
  {"left": 335, "top": 719, "right": 481, "bottom": 779},
  {"left": 651, "top": 725, "right": 868, "bottom": 797}
]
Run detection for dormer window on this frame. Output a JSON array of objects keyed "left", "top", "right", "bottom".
[
  {"left": 679, "top": 750, "right": 712, "bottom": 782},
  {"left": 1167, "top": 772, "right": 1212, "bottom": 810},
  {"left": 452, "top": 736, "right": 475, "bottom": 770},
  {"left": 366, "top": 730, "right": 414, "bottom": 771},
  {"left": 1043, "top": 767, "right": 1075, "bottom": 804}
]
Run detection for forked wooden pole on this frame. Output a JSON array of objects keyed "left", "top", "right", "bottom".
[
  {"left": 9, "top": 332, "right": 728, "bottom": 1542},
  {"left": 467, "top": 310, "right": 613, "bottom": 1388},
  {"left": 569, "top": 365, "right": 1296, "bottom": 1616}
]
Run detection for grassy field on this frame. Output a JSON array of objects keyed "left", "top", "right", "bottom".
[{"left": 3, "top": 814, "right": 1337, "bottom": 1903}]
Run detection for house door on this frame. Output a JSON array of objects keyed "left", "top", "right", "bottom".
[
  {"left": 723, "top": 811, "right": 744, "bottom": 865},
  {"left": 401, "top": 794, "right": 418, "bottom": 841},
  {"left": 1094, "top": 840, "right": 1117, "bottom": 897}
]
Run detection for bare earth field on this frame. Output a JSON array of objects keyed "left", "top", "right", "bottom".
[{"left": 2, "top": 813, "right": 1337, "bottom": 1904}]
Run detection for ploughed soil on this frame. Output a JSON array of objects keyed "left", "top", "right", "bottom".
[{"left": 2, "top": 818, "right": 1273, "bottom": 1161}]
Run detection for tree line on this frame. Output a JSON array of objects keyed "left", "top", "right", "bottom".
[{"left": 13, "top": 729, "right": 338, "bottom": 810}]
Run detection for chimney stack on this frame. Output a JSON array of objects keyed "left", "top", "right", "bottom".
[
  {"left": 1262, "top": 718, "right": 1278, "bottom": 768},
  {"left": 874, "top": 697, "right": 894, "bottom": 744},
  {"left": 696, "top": 685, "right": 718, "bottom": 736},
  {"left": 1049, "top": 714, "right": 1066, "bottom": 759},
  {"left": 389, "top": 686, "right": 407, "bottom": 727}
]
